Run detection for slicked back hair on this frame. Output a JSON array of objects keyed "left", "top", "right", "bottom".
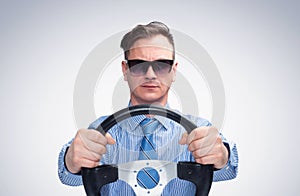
[{"left": 120, "top": 21, "right": 175, "bottom": 60}]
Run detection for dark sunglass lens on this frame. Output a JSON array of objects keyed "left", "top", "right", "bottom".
[
  {"left": 127, "top": 59, "right": 173, "bottom": 76},
  {"left": 152, "top": 60, "right": 173, "bottom": 74},
  {"left": 128, "top": 65, "right": 142, "bottom": 75},
  {"left": 127, "top": 60, "right": 148, "bottom": 76},
  {"left": 159, "top": 60, "right": 174, "bottom": 65},
  {"left": 127, "top": 60, "right": 142, "bottom": 67}
]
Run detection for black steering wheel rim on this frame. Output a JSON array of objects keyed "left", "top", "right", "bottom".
[
  {"left": 82, "top": 104, "right": 213, "bottom": 196},
  {"left": 96, "top": 104, "right": 197, "bottom": 135}
]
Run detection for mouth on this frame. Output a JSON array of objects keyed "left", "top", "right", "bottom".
[
  {"left": 141, "top": 82, "right": 159, "bottom": 89},
  {"left": 141, "top": 85, "right": 158, "bottom": 89}
]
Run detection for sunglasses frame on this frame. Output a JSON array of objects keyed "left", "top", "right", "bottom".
[{"left": 125, "top": 59, "right": 174, "bottom": 76}]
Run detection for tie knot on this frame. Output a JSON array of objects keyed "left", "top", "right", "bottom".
[{"left": 140, "top": 118, "right": 159, "bottom": 135}]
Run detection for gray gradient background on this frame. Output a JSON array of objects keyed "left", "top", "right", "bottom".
[{"left": 1, "top": 0, "right": 299, "bottom": 195}]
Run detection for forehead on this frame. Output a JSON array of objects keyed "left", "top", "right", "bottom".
[{"left": 128, "top": 35, "right": 173, "bottom": 60}]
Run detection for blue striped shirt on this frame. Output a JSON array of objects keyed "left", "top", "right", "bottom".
[{"left": 58, "top": 112, "right": 238, "bottom": 195}]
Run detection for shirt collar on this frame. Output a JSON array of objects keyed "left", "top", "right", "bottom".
[{"left": 123, "top": 101, "right": 172, "bottom": 132}]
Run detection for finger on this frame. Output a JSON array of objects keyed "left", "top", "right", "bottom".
[
  {"left": 187, "top": 127, "right": 219, "bottom": 151},
  {"left": 81, "top": 149, "right": 103, "bottom": 162},
  {"left": 188, "top": 135, "right": 218, "bottom": 152},
  {"left": 178, "top": 132, "right": 188, "bottom": 145},
  {"left": 83, "top": 141, "right": 107, "bottom": 157},
  {"left": 193, "top": 137, "right": 228, "bottom": 168},
  {"left": 194, "top": 154, "right": 216, "bottom": 165},
  {"left": 84, "top": 129, "right": 108, "bottom": 145},
  {"left": 75, "top": 130, "right": 107, "bottom": 155},
  {"left": 190, "top": 126, "right": 218, "bottom": 141},
  {"left": 72, "top": 137, "right": 106, "bottom": 159},
  {"left": 80, "top": 158, "right": 100, "bottom": 169},
  {"left": 190, "top": 136, "right": 223, "bottom": 157},
  {"left": 195, "top": 154, "right": 226, "bottom": 169},
  {"left": 105, "top": 133, "right": 116, "bottom": 145},
  {"left": 186, "top": 127, "right": 209, "bottom": 144},
  {"left": 191, "top": 145, "right": 215, "bottom": 158},
  {"left": 65, "top": 144, "right": 102, "bottom": 173}
]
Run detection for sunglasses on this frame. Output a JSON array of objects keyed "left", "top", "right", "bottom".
[{"left": 125, "top": 59, "right": 174, "bottom": 76}]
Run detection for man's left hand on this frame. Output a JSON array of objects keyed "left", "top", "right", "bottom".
[{"left": 179, "top": 126, "right": 228, "bottom": 169}]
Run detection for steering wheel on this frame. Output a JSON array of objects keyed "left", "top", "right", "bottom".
[{"left": 81, "top": 105, "right": 213, "bottom": 196}]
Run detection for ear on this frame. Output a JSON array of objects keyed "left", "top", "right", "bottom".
[
  {"left": 121, "top": 61, "right": 128, "bottom": 81},
  {"left": 172, "top": 62, "right": 178, "bottom": 82}
]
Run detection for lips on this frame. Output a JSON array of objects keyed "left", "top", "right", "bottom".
[
  {"left": 142, "top": 85, "right": 158, "bottom": 88},
  {"left": 141, "top": 82, "right": 159, "bottom": 88}
]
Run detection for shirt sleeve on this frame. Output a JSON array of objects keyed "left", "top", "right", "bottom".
[
  {"left": 57, "top": 139, "right": 83, "bottom": 186},
  {"left": 213, "top": 134, "right": 239, "bottom": 181}
]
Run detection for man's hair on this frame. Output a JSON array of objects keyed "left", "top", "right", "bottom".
[{"left": 120, "top": 21, "right": 175, "bottom": 59}]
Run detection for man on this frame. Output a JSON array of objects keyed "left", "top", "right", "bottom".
[{"left": 58, "top": 21, "right": 238, "bottom": 195}]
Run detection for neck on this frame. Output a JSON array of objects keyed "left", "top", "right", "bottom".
[{"left": 130, "top": 97, "right": 167, "bottom": 107}]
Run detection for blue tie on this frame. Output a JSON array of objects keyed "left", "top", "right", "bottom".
[
  {"left": 139, "top": 118, "right": 159, "bottom": 160},
  {"left": 137, "top": 118, "right": 160, "bottom": 189}
]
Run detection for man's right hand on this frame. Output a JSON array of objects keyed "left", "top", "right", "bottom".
[{"left": 65, "top": 129, "right": 116, "bottom": 174}]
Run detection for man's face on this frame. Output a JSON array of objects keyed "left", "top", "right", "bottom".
[{"left": 122, "top": 35, "right": 177, "bottom": 106}]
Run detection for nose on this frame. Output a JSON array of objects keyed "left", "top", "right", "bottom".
[{"left": 145, "top": 65, "right": 157, "bottom": 80}]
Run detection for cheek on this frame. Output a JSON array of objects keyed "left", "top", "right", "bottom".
[
  {"left": 127, "top": 77, "right": 142, "bottom": 91},
  {"left": 159, "top": 77, "right": 174, "bottom": 89}
]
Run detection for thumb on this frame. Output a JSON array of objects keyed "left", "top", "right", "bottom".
[
  {"left": 179, "top": 132, "right": 188, "bottom": 145},
  {"left": 105, "top": 133, "right": 116, "bottom": 145}
]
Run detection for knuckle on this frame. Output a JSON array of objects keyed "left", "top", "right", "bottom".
[
  {"left": 192, "top": 150, "right": 201, "bottom": 158},
  {"left": 91, "top": 153, "right": 101, "bottom": 162},
  {"left": 73, "top": 137, "right": 82, "bottom": 145},
  {"left": 91, "top": 162, "right": 98, "bottom": 168},
  {"left": 77, "top": 128, "right": 88, "bottom": 135},
  {"left": 195, "top": 128, "right": 204, "bottom": 137},
  {"left": 99, "top": 145, "right": 107, "bottom": 155},
  {"left": 209, "top": 126, "right": 219, "bottom": 134},
  {"left": 195, "top": 157, "right": 205, "bottom": 164},
  {"left": 94, "top": 131, "right": 103, "bottom": 140},
  {"left": 188, "top": 142, "right": 196, "bottom": 151}
]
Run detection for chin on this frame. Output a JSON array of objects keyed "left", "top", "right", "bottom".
[
  {"left": 131, "top": 89, "right": 168, "bottom": 105},
  {"left": 138, "top": 95, "right": 166, "bottom": 105}
]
